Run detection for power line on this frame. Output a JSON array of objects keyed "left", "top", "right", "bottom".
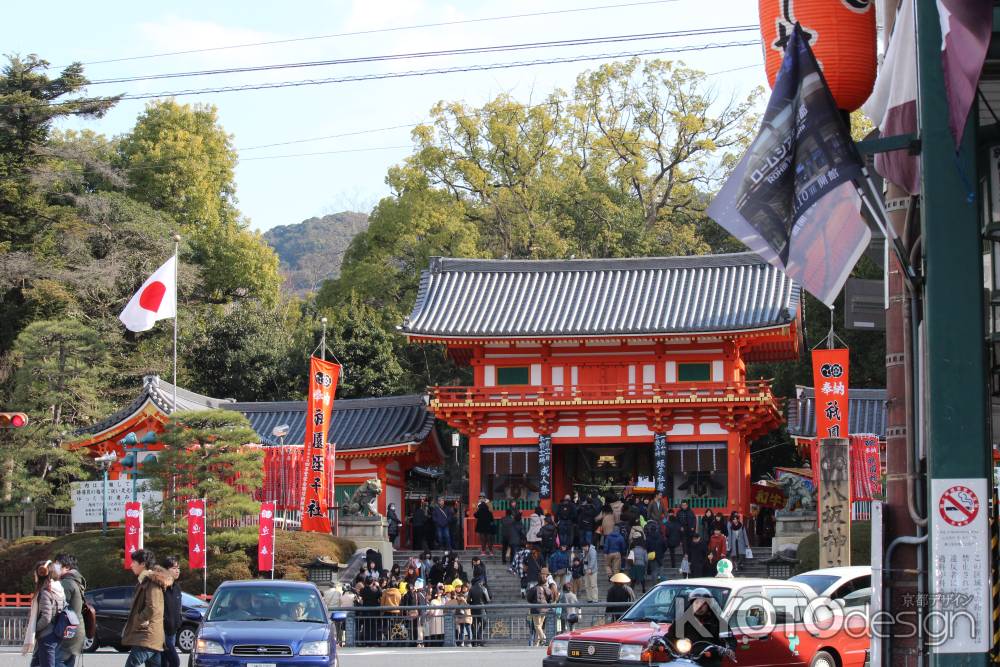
[
  {"left": 117, "top": 40, "right": 760, "bottom": 101},
  {"left": 71, "top": 0, "right": 689, "bottom": 67},
  {"left": 239, "top": 145, "right": 412, "bottom": 161},
  {"left": 87, "top": 26, "right": 758, "bottom": 85}
]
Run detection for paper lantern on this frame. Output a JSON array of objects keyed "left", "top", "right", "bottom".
[{"left": 758, "top": 0, "right": 877, "bottom": 112}]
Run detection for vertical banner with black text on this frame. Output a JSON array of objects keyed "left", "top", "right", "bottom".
[
  {"left": 300, "top": 357, "right": 341, "bottom": 532},
  {"left": 811, "top": 349, "right": 850, "bottom": 439},
  {"left": 258, "top": 502, "right": 276, "bottom": 572},
  {"left": 187, "top": 499, "right": 206, "bottom": 569},
  {"left": 123, "top": 502, "right": 143, "bottom": 569},
  {"left": 654, "top": 433, "right": 668, "bottom": 494}
]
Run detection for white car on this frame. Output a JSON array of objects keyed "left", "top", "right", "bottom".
[{"left": 790, "top": 566, "right": 872, "bottom": 606}]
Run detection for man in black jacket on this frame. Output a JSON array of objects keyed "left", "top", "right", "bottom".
[
  {"left": 675, "top": 501, "right": 697, "bottom": 555},
  {"left": 411, "top": 502, "right": 429, "bottom": 551},
  {"left": 54, "top": 553, "right": 86, "bottom": 667},
  {"left": 467, "top": 578, "right": 490, "bottom": 646},
  {"left": 160, "top": 556, "right": 183, "bottom": 667},
  {"left": 500, "top": 509, "right": 523, "bottom": 564},
  {"left": 687, "top": 534, "right": 710, "bottom": 578}
]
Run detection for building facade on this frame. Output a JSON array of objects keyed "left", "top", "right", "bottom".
[{"left": 401, "top": 254, "right": 801, "bottom": 531}]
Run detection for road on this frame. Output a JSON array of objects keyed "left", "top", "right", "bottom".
[{"left": 0, "top": 647, "right": 548, "bottom": 667}]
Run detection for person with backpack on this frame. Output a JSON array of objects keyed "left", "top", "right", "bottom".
[
  {"left": 603, "top": 527, "right": 627, "bottom": 577},
  {"left": 577, "top": 497, "right": 597, "bottom": 548},
  {"left": 22, "top": 560, "right": 66, "bottom": 667},
  {"left": 555, "top": 495, "right": 577, "bottom": 549},
  {"left": 54, "top": 554, "right": 86, "bottom": 667},
  {"left": 500, "top": 508, "right": 523, "bottom": 564},
  {"left": 160, "top": 557, "right": 183, "bottom": 667},
  {"left": 122, "top": 549, "right": 173, "bottom": 667},
  {"left": 538, "top": 515, "right": 558, "bottom": 561}
]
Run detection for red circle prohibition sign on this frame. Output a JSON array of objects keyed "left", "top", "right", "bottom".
[{"left": 938, "top": 485, "right": 980, "bottom": 527}]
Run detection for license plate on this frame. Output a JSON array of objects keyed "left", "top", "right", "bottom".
[
  {"left": 246, "top": 662, "right": 276, "bottom": 667},
  {"left": 569, "top": 650, "right": 581, "bottom": 657}
]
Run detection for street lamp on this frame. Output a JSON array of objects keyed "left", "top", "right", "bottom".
[{"left": 95, "top": 452, "right": 118, "bottom": 536}]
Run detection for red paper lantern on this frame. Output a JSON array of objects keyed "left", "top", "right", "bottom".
[{"left": 758, "top": 0, "right": 877, "bottom": 112}]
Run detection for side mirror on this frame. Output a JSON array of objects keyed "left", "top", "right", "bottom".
[
  {"left": 331, "top": 612, "right": 347, "bottom": 622},
  {"left": 184, "top": 609, "right": 204, "bottom": 622}
]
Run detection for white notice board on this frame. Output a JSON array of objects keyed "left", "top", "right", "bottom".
[
  {"left": 70, "top": 479, "right": 162, "bottom": 526},
  {"left": 929, "top": 478, "right": 992, "bottom": 654}
]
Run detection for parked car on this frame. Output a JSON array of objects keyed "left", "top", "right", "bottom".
[
  {"left": 790, "top": 566, "right": 872, "bottom": 604},
  {"left": 84, "top": 585, "right": 208, "bottom": 653},
  {"left": 190, "top": 580, "right": 343, "bottom": 667},
  {"left": 544, "top": 577, "right": 870, "bottom": 667}
]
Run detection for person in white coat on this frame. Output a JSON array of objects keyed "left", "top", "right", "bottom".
[{"left": 526, "top": 507, "right": 544, "bottom": 548}]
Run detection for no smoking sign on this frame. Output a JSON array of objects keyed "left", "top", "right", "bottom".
[{"left": 937, "top": 484, "right": 980, "bottom": 527}]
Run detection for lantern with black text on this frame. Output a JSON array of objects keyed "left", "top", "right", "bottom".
[{"left": 758, "top": 0, "right": 876, "bottom": 111}]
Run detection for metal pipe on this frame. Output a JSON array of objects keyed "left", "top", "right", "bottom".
[{"left": 883, "top": 534, "right": 929, "bottom": 667}]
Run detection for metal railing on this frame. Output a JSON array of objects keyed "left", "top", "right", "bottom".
[
  {"left": 332, "top": 602, "right": 632, "bottom": 647},
  {"left": 0, "top": 608, "right": 28, "bottom": 647}
]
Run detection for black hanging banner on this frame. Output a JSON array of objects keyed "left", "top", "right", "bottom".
[
  {"left": 538, "top": 435, "right": 552, "bottom": 499},
  {"left": 654, "top": 433, "right": 668, "bottom": 494}
]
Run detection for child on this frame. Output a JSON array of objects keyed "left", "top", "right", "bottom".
[{"left": 708, "top": 527, "right": 728, "bottom": 566}]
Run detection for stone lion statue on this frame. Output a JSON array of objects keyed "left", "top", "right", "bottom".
[
  {"left": 776, "top": 475, "right": 816, "bottom": 514},
  {"left": 343, "top": 478, "right": 383, "bottom": 516}
]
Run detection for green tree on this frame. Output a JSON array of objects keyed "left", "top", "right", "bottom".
[
  {"left": 147, "top": 409, "right": 264, "bottom": 527},
  {"left": 324, "top": 296, "right": 404, "bottom": 399},
  {"left": 1, "top": 319, "right": 107, "bottom": 508}
]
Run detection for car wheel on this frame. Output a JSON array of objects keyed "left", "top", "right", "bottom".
[
  {"left": 177, "top": 626, "right": 197, "bottom": 653},
  {"left": 83, "top": 636, "right": 98, "bottom": 653},
  {"left": 811, "top": 650, "right": 836, "bottom": 667}
]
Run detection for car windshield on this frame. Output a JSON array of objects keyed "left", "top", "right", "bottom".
[
  {"left": 182, "top": 593, "right": 207, "bottom": 608},
  {"left": 206, "top": 586, "right": 326, "bottom": 623},
  {"left": 788, "top": 574, "right": 839, "bottom": 596},
  {"left": 620, "top": 584, "right": 731, "bottom": 623}
]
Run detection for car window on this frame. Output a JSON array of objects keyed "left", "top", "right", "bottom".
[
  {"left": 182, "top": 592, "right": 207, "bottom": 608},
  {"left": 207, "top": 586, "right": 326, "bottom": 623},
  {"left": 787, "top": 574, "right": 839, "bottom": 596},
  {"left": 830, "top": 575, "right": 871, "bottom": 601},
  {"left": 763, "top": 587, "right": 809, "bottom": 624},
  {"left": 841, "top": 587, "right": 871, "bottom": 608},
  {"left": 726, "top": 587, "right": 769, "bottom": 631},
  {"left": 620, "top": 584, "right": 731, "bottom": 623},
  {"left": 95, "top": 587, "right": 132, "bottom": 609}
]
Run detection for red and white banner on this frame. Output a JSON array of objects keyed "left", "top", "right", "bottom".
[
  {"left": 811, "top": 348, "right": 850, "bottom": 440},
  {"left": 187, "top": 499, "right": 206, "bottom": 569},
  {"left": 300, "top": 357, "right": 341, "bottom": 532},
  {"left": 258, "top": 502, "right": 276, "bottom": 572},
  {"left": 850, "top": 434, "right": 882, "bottom": 501},
  {"left": 123, "top": 502, "right": 143, "bottom": 569}
]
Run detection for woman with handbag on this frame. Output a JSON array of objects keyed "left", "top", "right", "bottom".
[
  {"left": 558, "top": 584, "right": 580, "bottom": 632},
  {"left": 23, "top": 561, "right": 66, "bottom": 667}
]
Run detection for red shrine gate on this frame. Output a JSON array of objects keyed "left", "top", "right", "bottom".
[{"left": 402, "top": 254, "right": 801, "bottom": 535}]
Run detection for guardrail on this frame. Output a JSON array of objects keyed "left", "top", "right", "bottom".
[
  {"left": 0, "top": 608, "right": 28, "bottom": 647},
  {"left": 331, "top": 602, "right": 632, "bottom": 648}
]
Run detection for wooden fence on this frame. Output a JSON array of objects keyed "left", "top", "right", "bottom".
[{"left": 0, "top": 509, "right": 71, "bottom": 542}]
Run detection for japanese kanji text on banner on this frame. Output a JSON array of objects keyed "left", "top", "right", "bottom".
[
  {"left": 123, "top": 502, "right": 143, "bottom": 569},
  {"left": 811, "top": 349, "right": 850, "bottom": 439},
  {"left": 187, "top": 499, "right": 206, "bottom": 569},
  {"left": 258, "top": 502, "right": 276, "bottom": 572},
  {"left": 300, "top": 357, "right": 341, "bottom": 533}
]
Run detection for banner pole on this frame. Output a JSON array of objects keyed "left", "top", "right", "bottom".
[
  {"left": 271, "top": 498, "right": 276, "bottom": 580},
  {"left": 172, "top": 234, "right": 180, "bottom": 411},
  {"left": 855, "top": 173, "right": 919, "bottom": 292},
  {"left": 203, "top": 496, "right": 208, "bottom": 599}
]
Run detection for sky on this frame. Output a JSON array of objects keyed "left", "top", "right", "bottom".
[{"left": 2, "top": 1, "right": 768, "bottom": 232}]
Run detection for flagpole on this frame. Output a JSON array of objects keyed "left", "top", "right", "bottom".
[
  {"left": 271, "top": 498, "right": 276, "bottom": 580},
  {"left": 172, "top": 233, "right": 181, "bottom": 411}
]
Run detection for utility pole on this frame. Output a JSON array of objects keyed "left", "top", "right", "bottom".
[{"left": 915, "top": 0, "right": 991, "bottom": 664}]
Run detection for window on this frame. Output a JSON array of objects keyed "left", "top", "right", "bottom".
[
  {"left": 677, "top": 362, "right": 711, "bottom": 382},
  {"left": 497, "top": 366, "right": 530, "bottom": 385}
]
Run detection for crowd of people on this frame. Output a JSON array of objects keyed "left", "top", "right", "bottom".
[{"left": 23, "top": 549, "right": 184, "bottom": 667}]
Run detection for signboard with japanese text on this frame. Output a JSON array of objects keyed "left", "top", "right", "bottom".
[
  {"left": 186, "top": 499, "right": 206, "bottom": 569},
  {"left": 811, "top": 349, "right": 850, "bottom": 439},
  {"left": 123, "top": 502, "right": 143, "bottom": 569},
  {"left": 751, "top": 483, "right": 786, "bottom": 509},
  {"left": 653, "top": 433, "right": 667, "bottom": 494},
  {"left": 258, "top": 502, "right": 276, "bottom": 572},
  {"left": 300, "top": 356, "right": 341, "bottom": 533},
  {"left": 538, "top": 435, "right": 552, "bottom": 499},
  {"left": 930, "top": 478, "right": 991, "bottom": 654},
  {"left": 818, "top": 438, "right": 851, "bottom": 568},
  {"left": 70, "top": 479, "right": 161, "bottom": 526}
]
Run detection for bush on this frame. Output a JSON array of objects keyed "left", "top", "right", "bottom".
[
  {"left": 0, "top": 529, "right": 354, "bottom": 594},
  {"left": 793, "top": 521, "right": 871, "bottom": 574}
]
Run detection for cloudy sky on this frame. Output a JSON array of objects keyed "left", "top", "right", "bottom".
[{"left": 3, "top": 1, "right": 767, "bottom": 232}]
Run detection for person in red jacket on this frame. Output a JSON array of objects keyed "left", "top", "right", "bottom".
[{"left": 707, "top": 527, "right": 728, "bottom": 566}]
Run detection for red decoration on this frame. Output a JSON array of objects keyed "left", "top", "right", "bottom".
[
  {"left": 810, "top": 348, "right": 850, "bottom": 440},
  {"left": 186, "top": 499, "right": 206, "bottom": 569},
  {"left": 300, "top": 357, "right": 341, "bottom": 532},
  {"left": 758, "top": 0, "right": 877, "bottom": 111},
  {"left": 258, "top": 502, "right": 276, "bottom": 572},
  {"left": 123, "top": 502, "right": 143, "bottom": 569}
]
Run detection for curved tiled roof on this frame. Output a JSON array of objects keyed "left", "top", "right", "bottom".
[
  {"left": 402, "top": 253, "right": 800, "bottom": 338},
  {"left": 786, "top": 385, "right": 887, "bottom": 438}
]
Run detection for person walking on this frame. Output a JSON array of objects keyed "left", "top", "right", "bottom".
[
  {"left": 547, "top": 544, "right": 571, "bottom": 589},
  {"left": 411, "top": 501, "right": 429, "bottom": 551},
  {"left": 467, "top": 577, "right": 490, "bottom": 646},
  {"left": 122, "top": 549, "right": 172, "bottom": 667},
  {"left": 527, "top": 576, "right": 552, "bottom": 647},
  {"left": 539, "top": 515, "right": 558, "bottom": 561},
  {"left": 727, "top": 513, "right": 751, "bottom": 572},
  {"left": 707, "top": 528, "right": 728, "bottom": 568},
  {"left": 557, "top": 584, "right": 580, "bottom": 633},
  {"left": 473, "top": 494, "right": 495, "bottom": 555},
  {"left": 647, "top": 491, "right": 665, "bottom": 527},
  {"left": 577, "top": 497, "right": 597, "bottom": 547},
  {"left": 160, "top": 557, "right": 182, "bottom": 667},
  {"left": 54, "top": 554, "right": 85, "bottom": 667},
  {"left": 603, "top": 525, "right": 626, "bottom": 577},
  {"left": 581, "top": 543, "right": 599, "bottom": 603},
  {"left": 627, "top": 541, "right": 648, "bottom": 594},
  {"left": 675, "top": 501, "right": 697, "bottom": 555},
  {"left": 431, "top": 498, "right": 453, "bottom": 550},
  {"left": 500, "top": 508, "right": 523, "bottom": 564},
  {"left": 525, "top": 507, "right": 543, "bottom": 550},
  {"left": 597, "top": 503, "right": 616, "bottom": 548},
  {"left": 605, "top": 573, "right": 634, "bottom": 622},
  {"left": 688, "top": 534, "right": 710, "bottom": 578},
  {"left": 386, "top": 503, "right": 401, "bottom": 548},
  {"left": 555, "top": 495, "right": 577, "bottom": 549},
  {"left": 22, "top": 561, "right": 65, "bottom": 667},
  {"left": 663, "top": 512, "right": 682, "bottom": 568}
]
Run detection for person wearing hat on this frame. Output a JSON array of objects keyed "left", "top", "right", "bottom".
[
  {"left": 668, "top": 588, "right": 731, "bottom": 667},
  {"left": 606, "top": 572, "right": 634, "bottom": 621}
]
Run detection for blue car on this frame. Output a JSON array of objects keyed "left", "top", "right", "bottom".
[{"left": 190, "top": 581, "right": 342, "bottom": 667}]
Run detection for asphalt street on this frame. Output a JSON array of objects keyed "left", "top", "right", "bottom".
[{"left": 0, "top": 647, "right": 549, "bottom": 667}]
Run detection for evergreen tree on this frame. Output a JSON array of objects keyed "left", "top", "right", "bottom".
[{"left": 325, "top": 296, "right": 404, "bottom": 399}]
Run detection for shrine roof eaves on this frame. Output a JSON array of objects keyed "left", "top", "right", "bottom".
[{"left": 786, "top": 385, "right": 887, "bottom": 439}]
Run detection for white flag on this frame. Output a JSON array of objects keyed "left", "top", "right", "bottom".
[{"left": 119, "top": 256, "right": 176, "bottom": 332}]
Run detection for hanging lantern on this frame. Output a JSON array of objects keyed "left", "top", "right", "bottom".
[{"left": 758, "top": 0, "right": 877, "bottom": 112}]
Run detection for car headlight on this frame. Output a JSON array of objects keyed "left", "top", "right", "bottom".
[
  {"left": 675, "top": 638, "right": 692, "bottom": 654},
  {"left": 619, "top": 644, "right": 644, "bottom": 662},
  {"left": 299, "top": 641, "right": 330, "bottom": 656},
  {"left": 196, "top": 639, "right": 225, "bottom": 655},
  {"left": 550, "top": 640, "right": 569, "bottom": 656}
]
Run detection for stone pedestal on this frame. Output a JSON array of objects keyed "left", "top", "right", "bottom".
[
  {"left": 339, "top": 517, "right": 393, "bottom": 567},
  {"left": 771, "top": 511, "right": 817, "bottom": 557}
]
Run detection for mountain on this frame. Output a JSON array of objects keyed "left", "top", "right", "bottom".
[{"left": 263, "top": 211, "right": 369, "bottom": 294}]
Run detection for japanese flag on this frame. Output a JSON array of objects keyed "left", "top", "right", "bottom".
[{"left": 119, "top": 256, "right": 176, "bottom": 332}]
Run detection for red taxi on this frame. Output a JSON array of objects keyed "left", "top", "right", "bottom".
[{"left": 543, "top": 577, "right": 869, "bottom": 667}]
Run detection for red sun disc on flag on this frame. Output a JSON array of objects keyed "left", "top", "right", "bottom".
[
  {"left": 938, "top": 485, "right": 980, "bottom": 527},
  {"left": 138, "top": 281, "right": 166, "bottom": 312}
]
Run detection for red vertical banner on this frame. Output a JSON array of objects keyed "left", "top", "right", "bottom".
[
  {"left": 811, "top": 348, "right": 850, "bottom": 439},
  {"left": 300, "top": 357, "right": 341, "bottom": 532},
  {"left": 123, "top": 502, "right": 143, "bottom": 569},
  {"left": 187, "top": 499, "right": 206, "bottom": 569},
  {"left": 258, "top": 502, "right": 276, "bottom": 571},
  {"left": 849, "top": 434, "right": 883, "bottom": 500}
]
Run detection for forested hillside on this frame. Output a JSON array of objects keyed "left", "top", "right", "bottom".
[{"left": 263, "top": 211, "right": 369, "bottom": 294}]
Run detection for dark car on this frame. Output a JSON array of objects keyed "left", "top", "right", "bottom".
[
  {"left": 191, "top": 580, "right": 341, "bottom": 667},
  {"left": 84, "top": 585, "right": 208, "bottom": 653}
]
